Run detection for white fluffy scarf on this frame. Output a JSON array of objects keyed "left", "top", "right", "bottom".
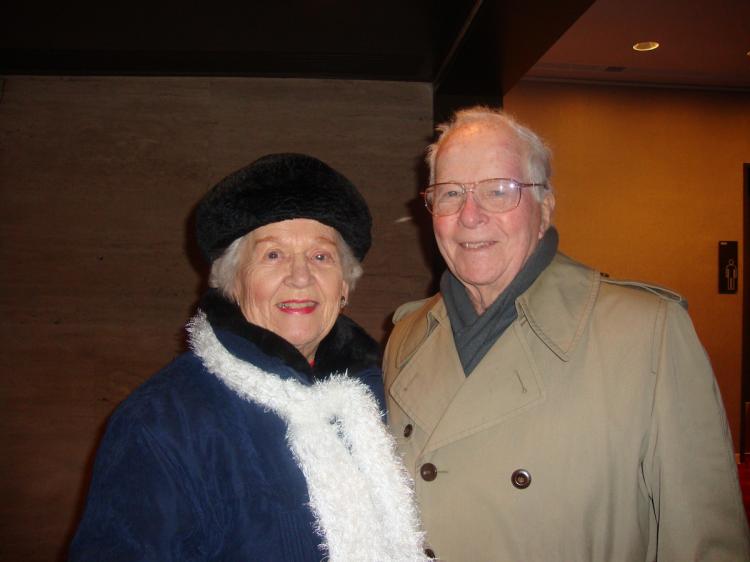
[{"left": 188, "top": 312, "right": 427, "bottom": 561}]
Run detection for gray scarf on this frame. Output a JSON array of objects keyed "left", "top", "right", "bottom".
[{"left": 441, "top": 227, "right": 558, "bottom": 376}]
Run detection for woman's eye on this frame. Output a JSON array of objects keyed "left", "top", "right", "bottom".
[
  {"left": 266, "top": 250, "right": 280, "bottom": 260},
  {"left": 313, "top": 252, "right": 331, "bottom": 262}
]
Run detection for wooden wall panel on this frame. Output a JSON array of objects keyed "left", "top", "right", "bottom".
[{"left": 0, "top": 75, "right": 433, "bottom": 561}]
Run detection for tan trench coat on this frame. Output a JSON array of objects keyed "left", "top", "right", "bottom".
[{"left": 384, "top": 253, "right": 750, "bottom": 561}]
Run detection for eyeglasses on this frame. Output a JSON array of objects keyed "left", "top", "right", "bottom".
[{"left": 421, "top": 178, "right": 547, "bottom": 216}]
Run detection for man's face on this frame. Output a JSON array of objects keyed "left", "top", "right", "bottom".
[{"left": 432, "top": 123, "right": 554, "bottom": 311}]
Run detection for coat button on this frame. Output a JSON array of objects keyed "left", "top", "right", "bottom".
[
  {"left": 511, "top": 468, "right": 531, "bottom": 489},
  {"left": 403, "top": 423, "right": 413, "bottom": 438},
  {"left": 420, "top": 462, "right": 438, "bottom": 481},
  {"left": 424, "top": 547, "right": 436, "bottom": 558}
]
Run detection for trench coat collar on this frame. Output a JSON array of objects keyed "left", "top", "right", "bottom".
[
  {"left": 515, "top": 252, "right": 601, "bottom": 361},
  {"left": 388, "top": 253, "right": 601, "bottom": 448},
  {"left": 392, "top": 253, "right": 600, "bottom": 368}
]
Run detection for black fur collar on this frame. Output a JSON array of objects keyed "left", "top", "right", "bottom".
[{"left": 199, "top": 289, "right": 381, "bottom": 382}]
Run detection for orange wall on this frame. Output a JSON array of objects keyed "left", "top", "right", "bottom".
[{"left": 505, "top": 80, "right": 750, "bottom": 450}]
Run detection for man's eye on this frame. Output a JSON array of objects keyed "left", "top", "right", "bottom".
[
  {"left": 313, "top": 252, "right": 331, "bottom": 262},
  {"left": 439, "top": 188, "right": 462, "bottom": 200},
  {"left": 484, "top": 182, "right": 511, "bottom": 198},
  {"left": 266, "top": 250, "right": 280, "bottom": 260}
]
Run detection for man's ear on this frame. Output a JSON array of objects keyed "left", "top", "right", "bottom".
[{"left": 539, "top": 191, "right": 556, "bottom": 237}]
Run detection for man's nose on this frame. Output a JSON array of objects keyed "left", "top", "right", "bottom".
[{"left": 457, "top": 189, "right": 487, "bottom": 227}]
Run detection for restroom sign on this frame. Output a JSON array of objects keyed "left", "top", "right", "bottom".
[{"left": 719, "top": 241, "right": 738, "bottom": 294}]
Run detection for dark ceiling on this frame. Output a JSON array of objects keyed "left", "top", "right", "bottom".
[
  {"left": 1, "top": 0, "right": 594, "bottom": 114},
  {"left": 3, "top": 1, "right": 438, "bottom": 80}
]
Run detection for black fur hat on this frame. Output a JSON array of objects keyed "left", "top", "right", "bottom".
[{"left": 196, "top": 153, "right": 372, "bottom": 263}]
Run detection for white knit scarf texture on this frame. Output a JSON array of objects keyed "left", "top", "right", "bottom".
[{"left": 188, "top": 312, "right": 427, "bottom": 561}]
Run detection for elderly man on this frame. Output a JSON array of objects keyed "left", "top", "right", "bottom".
[{"left": 384, "top": 106, "right": 750, "bottom": 561}]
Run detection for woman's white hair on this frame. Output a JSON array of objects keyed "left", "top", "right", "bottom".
[
  {"left": 425, "top": 106, "right": 553, "bottom": 201},
  {"left": 209, "top": 229, "right": 363, "bottom": 301}
]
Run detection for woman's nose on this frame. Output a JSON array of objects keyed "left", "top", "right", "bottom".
[{"left": 287, "top": 254, "right": 312, "bottom": 286}]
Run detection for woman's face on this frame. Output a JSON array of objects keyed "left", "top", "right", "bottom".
[{"left": 232, "top": 219, "right": 349, "bottom": 361}]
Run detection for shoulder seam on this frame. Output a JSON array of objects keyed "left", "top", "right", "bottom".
[{"left": 602, "top": 278, "right": 687, "bottom": 309}]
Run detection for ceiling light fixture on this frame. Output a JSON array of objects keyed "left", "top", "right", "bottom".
[{"left": 633, "top": 41, "right": 660, "bottom": 52}]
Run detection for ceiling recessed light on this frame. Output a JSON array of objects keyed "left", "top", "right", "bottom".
[{"left": 633, "top": 41, "right": 660, "bottom": 52}]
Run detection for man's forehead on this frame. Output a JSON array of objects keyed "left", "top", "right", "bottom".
[
  {"left": 437, "top": 123, "right": 523, "bottom": 165},
  {"left": 444, "top": 121, "right": 515, "bottom": 146}
]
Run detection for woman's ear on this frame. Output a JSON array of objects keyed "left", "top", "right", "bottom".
[{"left": 340, "top": 281, "right": 350, "bottom": 308}]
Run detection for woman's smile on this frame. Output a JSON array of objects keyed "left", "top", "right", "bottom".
[{"left": 277, "top": 299, "right": 318, "bottom": 313}]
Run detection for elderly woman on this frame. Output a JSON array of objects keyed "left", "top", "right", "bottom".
[{"left": 70, "top": 154, "right": 426, "bottom": 561}]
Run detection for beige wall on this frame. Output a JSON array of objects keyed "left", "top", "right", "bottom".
[
  {"left": 505, "top": 80, "right": 750, "bottom": 451},
  {"left": 0, "top": 75, "right": 433, "bottom": 561}
]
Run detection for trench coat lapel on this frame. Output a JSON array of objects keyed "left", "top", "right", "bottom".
[
  {"left": 388, "top": 301, "right": 547, "bottom": 454},
  {"left": 388, "top": 254, "right": 600, "bottom": 455},
  {"left": 388, "top": 314, "right": 467, "bottom": 438},
  {"left": 422, "top": 321, "right": 546, "bottom": 452}
]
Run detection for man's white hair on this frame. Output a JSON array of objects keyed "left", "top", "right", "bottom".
[
  {"left": 209, "top": 230, "right": 363, "bottom": 300},
  {"left": 426, "top": 106, "right": 553, "bottom": 201}
]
